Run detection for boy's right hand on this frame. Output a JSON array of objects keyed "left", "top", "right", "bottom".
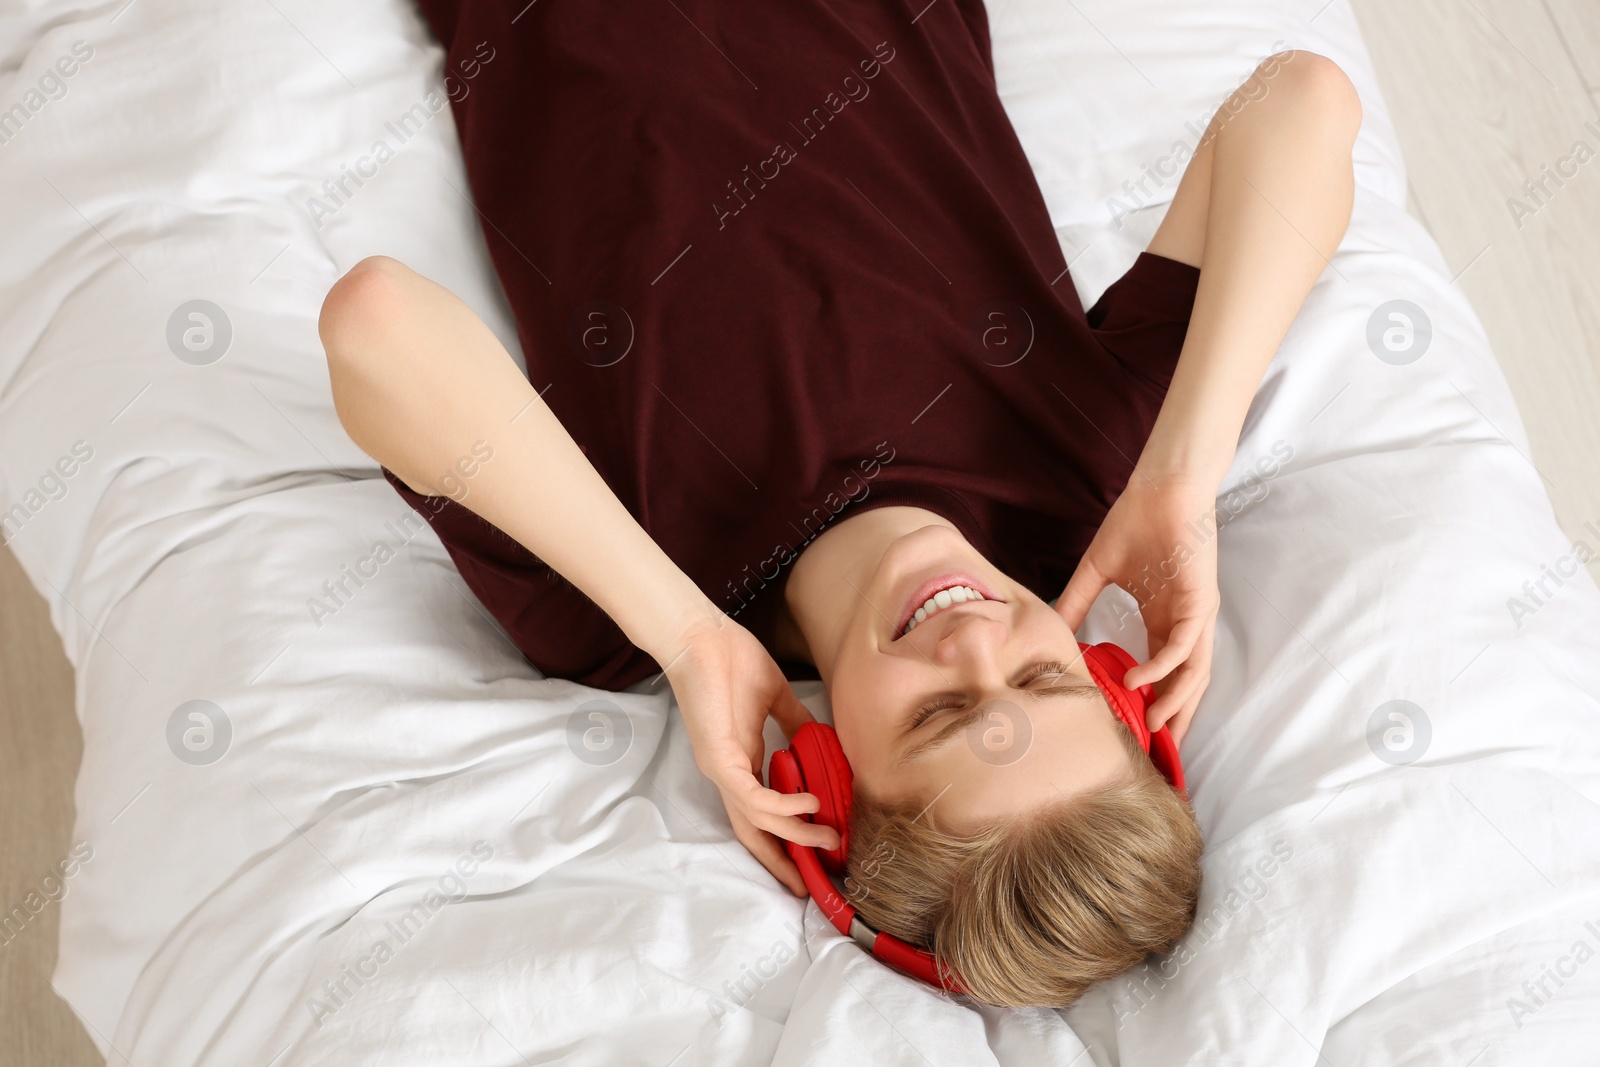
[{"left": 660, "top": 616, "right": 842, "bottom": 897}]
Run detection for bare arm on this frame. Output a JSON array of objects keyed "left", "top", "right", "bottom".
[
  {"left": 317, "top": 257, "right": 837, "bottom": 893},
  {"left": 318, "top": 256, "right": 720, "bottom": 664},
  {"left": 1139, "top": 49, "right": 1360, "bottom": 488},
  {"left": 1057, "top": 51, "right": 1361, "bottom": 740}
]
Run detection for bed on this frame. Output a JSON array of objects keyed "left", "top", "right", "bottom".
[{"left": 1, "top": 0, "right": 1598, "bottom": 1063}]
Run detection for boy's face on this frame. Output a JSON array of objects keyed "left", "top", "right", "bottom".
[{"left": 826, "top": 524, "right": 1132, "bottom": 831}]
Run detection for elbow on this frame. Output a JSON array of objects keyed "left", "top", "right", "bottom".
[
  {"left": 319, "top": 255, "right": 408, "bottom": 373},
  {"left": 1264, "top": 50, "right": 1363, "bottom": 142},
  {"left": 318, "top": 255, "right": 411, "bottom": 456}
]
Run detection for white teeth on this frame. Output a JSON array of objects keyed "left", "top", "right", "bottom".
[{"left": 902, "top": 586, "right": 987, "bottom": 636}]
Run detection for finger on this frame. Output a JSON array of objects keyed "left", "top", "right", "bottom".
[
  {"left": 1165, "top": 626, "right": 1215, "bottom": 744},
  {"left": 1054, "top": 556, "right": 1111, "bottom": 633},
  {"left": 1145, "top": 662, "right": 1207, "bottom": 732},
  {"left": 1167, "top": 688, "right": 1203, "bottom": 746},
  {"left": 1126, "top": 611, "right": 1205, "bottom": 688},
  {"left": 730, "top": 777, "right": 841, "bottom": 848},
  {"left": 1164, "top": 669, "right": 1208, "bottom": 744},
  {"left": 767, "top": 683, "right": 816, "bottom": 739},
  {"left": 1146, "top": 670, "right": 1198, "bottom": 731},
  {"left": 1125, "top": 613, "right": 1206, "bottom": 689},
  {"left": 750, "top": 809, "right": 842, "bottom": 852},
  {"left": 1189, "top": 617, "right": 1216, "bottom": 688},
  {"left": 734, "top": 820, "right": 808, "bottom": 897},
  {"left": 717, "top": 769, "right": 820, "bottom": 818},
  {"left": 751, "top": 788, "right": 823, "bottom": 819}
]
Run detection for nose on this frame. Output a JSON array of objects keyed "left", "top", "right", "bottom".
[{"left": 928, "top": 612, "right": 1008, "bottom": 678}]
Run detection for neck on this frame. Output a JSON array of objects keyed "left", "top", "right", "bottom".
[{"left": 774, "top": 505, "right": 958, "bottom": 682}]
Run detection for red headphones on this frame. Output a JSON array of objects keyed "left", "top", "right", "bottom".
[{"left": 765, "top": 641, "right": 1185, "bottom": 993}]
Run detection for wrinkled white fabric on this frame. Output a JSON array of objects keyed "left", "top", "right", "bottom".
[{"left": 1, "top": 0, "right": 1596, "bottom": 1063}]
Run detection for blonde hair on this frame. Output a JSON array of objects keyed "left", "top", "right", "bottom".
[{"left": 843, "top": 721, "right": 1203, "bottom": 1007}]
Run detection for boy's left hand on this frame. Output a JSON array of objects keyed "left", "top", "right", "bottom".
[{"left": 1053, "top": 472, "right": 1220, "bottom": 745}]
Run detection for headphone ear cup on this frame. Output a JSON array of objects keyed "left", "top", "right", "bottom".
[
  {"left": 789, "top": 722, "right": 853, "bottom": 874},
  {"left": 1079, "top": 642, "right": 1152, "bottom": 752},
  {"left": 772, "top": 725, "right": 969, "bottom": 994},
  {"left": 1080, "top": 642, "right": 1188, "bottom": 794}
]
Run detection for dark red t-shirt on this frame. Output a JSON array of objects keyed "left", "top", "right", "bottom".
[{"left": 392, "top": 0, "right": 1200, "bottom": 690}]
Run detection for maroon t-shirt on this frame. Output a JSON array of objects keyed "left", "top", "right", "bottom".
[{"left": 393, "top": 0, "right": 1200, "bottom": 690}]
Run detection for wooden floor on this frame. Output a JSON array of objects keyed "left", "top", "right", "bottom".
[
  {"left": 2, "top": 3, "right": 1596, "bottom": 1061},
  {"left": 1354, "top": 0, "right": 1600, "bottom": 586},
  {"left": 0, "top": 542, "right": 101, "bottom": 1066}
]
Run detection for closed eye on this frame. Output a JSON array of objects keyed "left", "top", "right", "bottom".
[
  {"left": 901, "top": 660, "right": 1091, "bottom": 736},
  {"left": 908, "top": 662, "right": 1068, "bottom": 729}
]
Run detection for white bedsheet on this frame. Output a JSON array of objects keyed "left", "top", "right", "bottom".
[{"left": 1, "top": 0, "right": 1598, "bottom": 1064}]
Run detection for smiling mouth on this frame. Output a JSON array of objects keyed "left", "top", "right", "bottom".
[{"left": 895, "top": 573, "right": 1001, "bottom": 638}]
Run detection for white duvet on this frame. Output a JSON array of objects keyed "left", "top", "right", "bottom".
[{"left": 1, "top": 0, "right": 1598, "bottom": 1063}]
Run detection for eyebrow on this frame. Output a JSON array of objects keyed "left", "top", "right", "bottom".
[{"left": 898, "top": 679, "right": 1104, "bottom": 764}]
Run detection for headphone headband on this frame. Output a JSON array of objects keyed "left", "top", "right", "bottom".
[{"left": 765, "top": 641, "right": 1185, "bottom": 993}]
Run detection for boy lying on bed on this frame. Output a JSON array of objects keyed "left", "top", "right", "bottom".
[{"left": 314, "top": 0, "right": 1359, "bottom": 1007}]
